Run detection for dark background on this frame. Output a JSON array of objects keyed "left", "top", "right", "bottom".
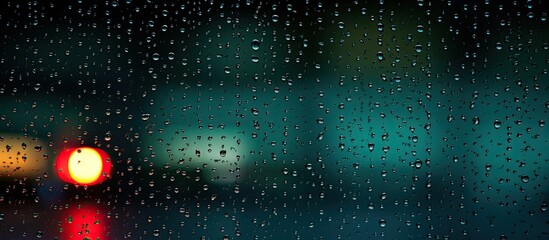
[{"left": 1, "top": 0, "right": 548, "bottom": 239}]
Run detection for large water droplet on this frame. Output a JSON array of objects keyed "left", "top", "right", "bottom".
[
  {"left": 377, "top": 51, "right": 384, "bottom": 61},
  {"left": 251, "top": 39, "right": 260, "bottom": 51},
  {"left": 141, "top": 113, "right": 151, "bottom": 121},
  {"left": 414, "top": 159, "right": 423, "bottom": 169},
  {"left": 379, "top": 219, "right": 386, "bottom": 227},
  {"left": 494, "top": 120, "right": 502, "bottom": 129}
]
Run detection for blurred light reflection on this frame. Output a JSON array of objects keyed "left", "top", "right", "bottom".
[{"left": 58, "top": 203, "right": 109, "bottom": 239}]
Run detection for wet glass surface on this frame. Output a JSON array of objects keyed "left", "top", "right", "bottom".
[{"left": 0, "top": 1, "right": 548, "bottom": 239}]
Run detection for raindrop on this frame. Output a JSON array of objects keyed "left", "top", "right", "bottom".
[
  {"left": 415, "top": 44, "right": 422, "bottom": 53},
  {"left": 251, "top": 56, "right": 259, "bottom": 63},
  {"left": 141, "top": 114, "right": 151, "bottom": 121},
  {"left": 472, "top": 116, "right": 480, "bottom": 125},
  {"left": 317, "top": 132, "right": 324, "bottom": 140},
  {"left": 377, "top": 23, "right": 384, "bottom": 32},
  {"left": 377, "top": 51, "right": 384, "bottom": 61},
  {"left": 251, "top": 39, "right": 260, "bottom": 51},
  {"left": 541, "top": 203, "right": 548, "bottom": 212},
  {"left": 251, "top": 108, "right": 259, "bottom": 116},
  {"left": 414, "top": 159, "right": 422, "bottom": 169},
  {"left": 379, "top": 219, "right": 386, "bottom": 227},
  {"left": 496, "top": 42, "right": 503, "bottom": 50},
  {"left": 104, "top": 132, "right": 112, "bottom": 141},
  {"left": 494, "top": 120, "right": 502, "bottom": 129},
  {"left": 368, "top": 143, "right": 375, "bottom": 152}
]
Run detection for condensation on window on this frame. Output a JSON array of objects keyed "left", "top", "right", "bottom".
[{"left": 0, "top": 1, "right": 547, "bottom": 239}]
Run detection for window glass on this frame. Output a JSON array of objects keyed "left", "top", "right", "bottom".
[{"left": 0, "top": 1, "right": 548, "bottom": 239}]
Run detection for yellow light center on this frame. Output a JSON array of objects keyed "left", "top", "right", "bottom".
[{"left": 68, "top": 148, "right": 103, "bottom": 184}]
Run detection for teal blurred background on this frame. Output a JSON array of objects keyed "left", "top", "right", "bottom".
[{"left": 0, "top": 1, "right": 547, "bottom": 239}]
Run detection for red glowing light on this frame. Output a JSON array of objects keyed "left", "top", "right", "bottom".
[
  {"left": 59, "top": 203, "right": 109, "bottom": 239},
  {"left": 55, "top": 147, "right": 112, "bottom": 185}
]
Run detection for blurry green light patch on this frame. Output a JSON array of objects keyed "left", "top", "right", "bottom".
[
  {"left": 147, "top": 127, "right": 254, "bottom": 185},
  {"left": 141, "top": 88, "right": 261, "bottom": 185}
]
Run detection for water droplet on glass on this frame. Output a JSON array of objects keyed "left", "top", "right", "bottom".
[
  {"left": 251, "top": 108, "right": 259, "bottom": 116},
  {"left": 251, "top": 39, "right": 260, "bottom": 51},
  {"left": 152, "top": 53, "right": 160, "bottom": 61},
  {"left": 496, "top": 42, "right": 503, "bottom": 50},
  {"left": 414, "top": 159, "right": 422, "bottom": 169},
  {"left": 494, "top": 120, "right": 502, "bottom": 129},
  {"left": 141, "top": 113, "right": 151, "bottom": 121},
  {"left": 317, "top": 132, "right": 324, "bottom": 140},
  {"left": 541, "top": 203, "right": 548, "bottom": 212},
  {"left": 377, "top": 51, "right": 384, "bottom": 61},
  {"left": 472, "top": 116, "right": 480, "bottom": 125},
  {"left": 251, "top": 55, "right": 259, "bottom": 63},
  {"left": 415, "top": 44, "right": 422, "bottom": 53},
  {"left": 368, "top": 143, "right": 375, "bottom": 152},
  {"left": 379, "top": 219, "right": 386, "bottom": 227}
]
